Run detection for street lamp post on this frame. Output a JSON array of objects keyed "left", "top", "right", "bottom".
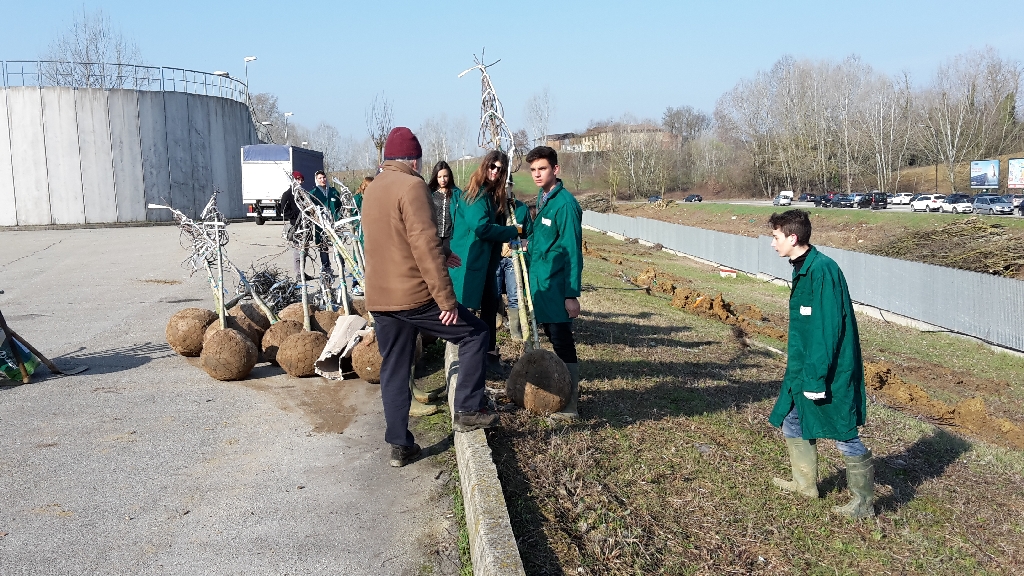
[
  {"left": 284, "top": 112, "right": 294, "bottom": 145},
  {"left": 243, "top": 56, "right": 257, "bottom": 102}
]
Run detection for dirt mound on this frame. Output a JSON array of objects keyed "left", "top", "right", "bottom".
[
  {"left": 631, "top": 267, "right": 688, "bottom": 295},
  {"left": 278, "top": 331, "right": 328, "bottom": 377},
  {"left": 578, "top": 194, "right": 612, "bottom": 213},
  {"left": 865, "top": 362, "right": 1024, "bottom": 450},
  {"left": 261, "top": 320, "right": 304, "bottom": 365},
  {"left": 279, "top": 302, "right": 316, "bottom": 324},
  {"left": 870, "top": 217, "right": 1023, "bottom": 278},
  {"left": 351, "top": 331, "right": 382, "bottom": 383},
  {"left": 229, "top": 302, "right": 270, "bottom": 332},
  {"left": 671, "top": 287, "right": 786, "bottom": 341}
]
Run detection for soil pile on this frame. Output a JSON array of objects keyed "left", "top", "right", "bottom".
[
  {"left": 865, "top": 362, "right": 1024, "bottom": 450},
  {"left": 670, "top": 287, "right": 786, "bottom": 341}
]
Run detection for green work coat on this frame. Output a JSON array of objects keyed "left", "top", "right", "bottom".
[
  {"left": 448, "top": 188, "right": 518, "bottom": 310},
  {"left": 768, "top": 247, "right": 866, "bottom": 441},
  {"left": 308, "top": 186, "right": 343, "bottom": 245},
  {"left": 525, "top": 180, "right": 583, "bottom": 324}
]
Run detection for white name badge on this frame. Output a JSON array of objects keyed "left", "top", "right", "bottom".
[
  {"left": 542, "top": 217, "right": 552, "bottom": 226},
  {"left": 799, "top": 306, "right": 812, "bottom": 316}
]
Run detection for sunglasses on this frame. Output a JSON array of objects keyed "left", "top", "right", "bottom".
[{"left": 488, "top": 163, "right": 504, "bottom": 171}]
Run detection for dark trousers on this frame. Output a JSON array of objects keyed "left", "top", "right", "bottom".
[
  {"left": 541, "top": 321, "right": 578, "bottom": 364},
  {"left": 372, "top": 300, "right": 488, "bottom": 447},
  {"left": 481, "top": 270, "right": 500, "bottom": 354}
]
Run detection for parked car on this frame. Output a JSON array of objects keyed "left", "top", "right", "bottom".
[
  {"left": 851, "top": 192, "right": 866, "bottom": 205},
  {"left": 683, "top": 194, "right": 703, "bottom": 202},
  {"left": 857, "top": 192, "right": 888, "bottom": 210},
  {"left": 939, "top": 194, "right": 974, "bottom": 214},
  {"left": 805, "top": 193, "right": 818, "bottom": 203},
  {"left": 1009, "top": 193, "right": 1024, "bottom": 209},
  {"left": 891, "top": 192, "right": 914, "bottom": 205},
  {"left": 832, "top": 194, "right": 855, "bottom": 208},
  {"left": 647, "top": 195, "right": 663, "bottom": 203},
  {"left": 973, "top": 195, "right": 1014, "bottom": 215},
  {"left": 816, "top": 192, "right": 836, "bottom": 207},
  {"left": 773, "top": 194, "right": 792, "bottom": 206},
  {"left": 910, "top": 194, "right": 945, "bottom": 212}
]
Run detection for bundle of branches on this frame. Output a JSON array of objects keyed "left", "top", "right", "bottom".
[
  {"left": 242, "top": 265, "right": 302, "bottom": 313},
  {"left": 869, "top": 217, "right": 1024, "bottom": 277}
]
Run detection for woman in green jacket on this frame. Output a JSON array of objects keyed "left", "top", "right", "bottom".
[{"left": 448, "top": 151, "right": 520, "bottom": 369}]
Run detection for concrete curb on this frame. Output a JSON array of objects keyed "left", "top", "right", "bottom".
[{"left": 445, "top": 343, "right": 526, "bottom": 576}]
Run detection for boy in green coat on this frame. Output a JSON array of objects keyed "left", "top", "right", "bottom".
[
  {"left": 524, "top": 146, "right": 584, "bottom": 422},
  {"left": 767, "top": 210, "right": 874, "bottom": 519},
  {"left": 309, "top": 170, "right": 343, "bottom": 277}
]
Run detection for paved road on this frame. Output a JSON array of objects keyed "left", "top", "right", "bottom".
[{"left": 0, "top": 222, "right": 457, "bottom": 575}]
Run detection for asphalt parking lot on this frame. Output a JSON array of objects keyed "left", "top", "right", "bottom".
[{"left": 0, "top": 222, "right": 454, "bottom": 575}]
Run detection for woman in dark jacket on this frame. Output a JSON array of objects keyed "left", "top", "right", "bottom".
[
  {"left": 427, "top": 161, "right": 461, "bottom": 255},
  {"left": 448, "top": 151, "right": 520, "bottom": 370}
]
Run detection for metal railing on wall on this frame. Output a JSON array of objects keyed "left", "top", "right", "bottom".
[
  {"left": 1, "top": 60, "right": 271, "bottom": 143},
  {"left": 582, "top": 210, "right": 1024, "bottom": 352}
]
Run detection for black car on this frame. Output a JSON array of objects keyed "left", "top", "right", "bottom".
[
  {"left": 647, "top": 195, "right": 663, "bottom": 203},
  {"left": 799, "top": 193, "right": 818, "bottom": 203},
  {"left": 856, "top": 192, "right": 888, "bottom": 210},
  {"left": 683, "top": 194, "right": 703, "bottom": 202},
  {"left": 832, "top": 194, "right": 855, "bottom": 208}
]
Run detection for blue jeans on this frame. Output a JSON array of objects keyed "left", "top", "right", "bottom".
[
  {"left": 782, "top": 407, "right": 868, "bottom": 457},
  {"left": 495, "top": 256, "right": 518, "bottom": 309}
]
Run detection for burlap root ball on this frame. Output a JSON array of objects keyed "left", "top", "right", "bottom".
[
  {"left": 279, "top": 303, "right": 316, "bottom": 324},
  {"left": 277, "top": 331, "right": 328, "bottom": 377},
  {"left": 313, "top": 310, "right": 342, "bottom": 336},
  {"left": 348, "top": 296, "right": 368, "bottom": 317},
  {"left": 506, "top": 349, "right": 572, "bottom": 415},
  {"left": 204, "top": 315, "right": 261, "bottom": 348},
  {"left": 200, "top": 328, "right": 258, "bottom": 381},
  {"left": 261, "top": 320, "right": 304, "bottom": 365},
  {"left": 351, "top": 330, "right": 382, "bottom": 384},
  {"left": 166, "top": 308, "right": 218, "bottom": 357},
  {"left": 230, "top": 302, "right": 271, "bottom": 332}
]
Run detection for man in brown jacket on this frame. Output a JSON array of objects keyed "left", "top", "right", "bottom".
[{"left": 362, "top": 127, "right": 499, "bottom": 468}]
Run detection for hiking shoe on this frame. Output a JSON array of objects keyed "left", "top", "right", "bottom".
[
  {"left": 389, "top": 443, "right": 421, "bottom": 467},
  {"left": 453, "top": 408, "right": 500, "bottom": 433}
]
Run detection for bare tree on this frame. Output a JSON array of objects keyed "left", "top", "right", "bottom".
[
  {"left": 40, "top": 8, "right": 144, "bottom": 88},
  {"left": 249, "top": 92, "right": 287, "bottom": 144},
  {"left": 525, "top": 88, "right": 553, "bottom": 147},
  {"left": 366, "top": 93, "right": 394, "bottom": 166}
]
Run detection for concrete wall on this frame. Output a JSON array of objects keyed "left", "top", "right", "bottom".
[{"left": 0, "top": 86, "right": 259, "bottom": 225}]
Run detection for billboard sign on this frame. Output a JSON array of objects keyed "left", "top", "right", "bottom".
[
  {"left": 1008, "top": 158, "right": 1024, "bottom": 189},
  {"left": 970, "top": 160, "right": 1000, "bottom": 188}
]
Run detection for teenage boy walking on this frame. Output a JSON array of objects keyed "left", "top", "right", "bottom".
[
  {"left": 362, "top": 127, "right": 499, "bottom": 468},
  {"left": 767, "top": 209, "right": 874, "bottom": 519},
  {"left": 524, "top": 146, "right": 583, "bottom": 422}
]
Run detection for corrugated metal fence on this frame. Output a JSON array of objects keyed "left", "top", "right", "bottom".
[{"left": 583, "top": 211, "right": 1024, "bottom": 352}]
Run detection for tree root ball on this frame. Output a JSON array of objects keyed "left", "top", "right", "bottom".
[
  {"left": 348, "top": 296, "right": 367, "bottom": 317},
  {"left": 279, "top": 303, "right": 316, "bottom": 324},
  {"left": 261, "top": 320, "right": 304, "bottom": 365},
  {"left": 506, "top": 349, "right": 571, "bottom": 415},
  {"left": 277, "top": 331, "right": 328, "bottom": 377},
  {"left": 351, "top": 331, "right": 382, "bottom": 383},
  {"left": 313, "top": 310, "right": 342, "bottom": 336},
  {"left": 205, "top": 316, "right": 261, "bottom": 348},
  {"left": 166, "top": 308, "right": 218, "bottom": 356},
  {"left": 230, "top": 302, "right": 271, "bottom": 331},
  {"left": 201, "top": 328, "right": 258, "bottom": 381}
]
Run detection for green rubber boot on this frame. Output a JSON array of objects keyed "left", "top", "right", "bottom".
[
  {"left": 773, "top": 437, "right": 819, "bottom": 498},
  {"left": 507, "top": 311, "right": 522, "bottom": 341},
  {"left": 833, "top": 451, "right": 875, "bottom": 519},
  {"left": 549, "top": 363, "right": 580, "bottom": 423}
]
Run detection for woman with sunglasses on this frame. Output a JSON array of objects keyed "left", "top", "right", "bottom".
[{"left": 448, "top": 151, "right": 521, "bottom": 372}]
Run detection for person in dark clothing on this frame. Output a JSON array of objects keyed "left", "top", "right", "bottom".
[
  {"left": 281, "top": 171, "right": 304, "bottom": 278},
  {"left": 427, "top": 161, "right": 460, "bottom": 256}
]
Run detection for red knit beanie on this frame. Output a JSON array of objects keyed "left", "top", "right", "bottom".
[{"left": 383, "top": 127, "right": 422, "bottom": 160}]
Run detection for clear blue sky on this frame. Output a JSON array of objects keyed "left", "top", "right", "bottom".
[{"left": 3, "top": 0, "right": 1021, "bottom": 140}]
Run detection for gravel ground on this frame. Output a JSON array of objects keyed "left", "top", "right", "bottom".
[{"left": 0, "top": 222, "right": 456, "bottom": 576}]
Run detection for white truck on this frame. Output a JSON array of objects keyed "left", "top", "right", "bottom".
[{"left": 241, "top": 145, "right": 324, "bottom": 225}]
